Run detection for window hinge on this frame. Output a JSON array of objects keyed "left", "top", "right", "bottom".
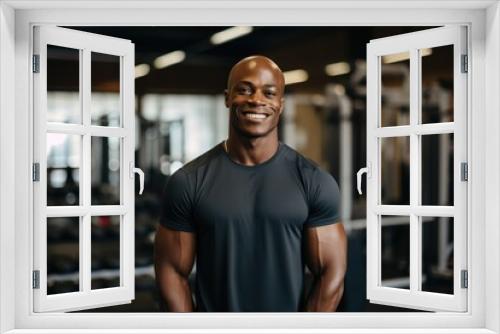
[
  {"left": 461, "top": 54, "right": 468, "bottom": 73},
  {"left": 461, "top": 162, "right": 468, "bottom": 181},
  {"left": 461, "top": 269, "right": 468, "bottom": 289},
  {"left": 32, "top": 163, "right": 40, "bottom": 182},
  {"left": 32, "top": 270, "right": 40, "bottom": 289},
  {"left": 32, "top": 55, "right": 40, "bottom": 73}
]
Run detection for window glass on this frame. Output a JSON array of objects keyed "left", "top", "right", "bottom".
[
  {"left": 47, "top": 45, "right": 80, "bottom": 124},
  {"left": 91, "top": 136, "right": 121, "bottom": 205},
  {"left": 421, "top": 134, "right": 454, "bottom": 206},
  {"left": 381, "top": 215, "right": 410, "bottom": 289},
  {"left": 91, "top": 216, "right": 121, "bottom": 290},
  {"left": 46, "top": 134, "right": 81, "bottom": 206},
  {"left": 380, "top": 136, "right": 410, "bottom": 205},
  {"left": 380, "top": 51, "right": 410, "bottom": 127},
  {"left": 47, "top": 217, "right": 80, "bottom": 295},
  {"left": 421, "top": 45, "right": 454, "bottom": 124},
  {"left": 91, "top": 52, "right": 121, "bottom": 127},
  {"left": 421, "top": 217, "right": 454, "bottom": 294}
]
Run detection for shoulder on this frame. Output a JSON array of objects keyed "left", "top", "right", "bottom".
[
  {"left": 281, "top": 143, "right": 320, "bottom": 171},
  {"left": 280, "top": 143, "right": 339, "bottom": 195},
  {"left": 280, "top": 143, "right": 328, "bottom": 180}
]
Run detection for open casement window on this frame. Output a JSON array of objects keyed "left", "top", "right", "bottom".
[
  {"left": 361, "top": 26, "right": 468, "bottom": 312},
  {"left": 33, "top": 26, "right": 142, "bottom": 312}
]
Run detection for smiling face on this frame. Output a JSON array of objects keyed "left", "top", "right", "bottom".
[{"left": 225, "top": 56, "right": 285, "bottom": 139}]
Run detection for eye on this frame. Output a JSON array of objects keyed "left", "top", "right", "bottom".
[
  {"left": 237, "top": 86, "right": 252, "bottom": 95},
  {"left": 265, "top": 91, "right": 277, "bottom": 97}
]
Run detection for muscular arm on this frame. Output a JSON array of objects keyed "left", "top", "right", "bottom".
[
  {"left": 303, "top": 222, "right": 347, "bottom": 312},
  {"left": 154, "top": 224, "right": 196, "bottom": 312}
]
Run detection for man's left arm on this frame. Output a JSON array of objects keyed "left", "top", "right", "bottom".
[{"left": 303, "top": 222, "right": 347, "bottom": 312}]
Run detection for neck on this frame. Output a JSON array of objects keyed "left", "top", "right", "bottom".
[{"left": 225, "top": 130, "right": 280, "bottom": 166}]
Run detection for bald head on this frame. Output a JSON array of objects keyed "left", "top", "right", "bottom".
[
  {"left": 227, "top": 55, "right": 285, "bottom": 94},
  {"left": 224, "top": 55, "right": 285, "bottom": 140}
]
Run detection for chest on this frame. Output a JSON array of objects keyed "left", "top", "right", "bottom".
[{"left": 193, "top": 166, "right": 309, "bottom": 230}]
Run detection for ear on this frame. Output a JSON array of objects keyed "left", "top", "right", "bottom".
[
  {"left": 224, "top": 89, "right": 229, "bottom": 108},
  {"left": 279, "top": 97, "right": 285, "bottom": 115}
]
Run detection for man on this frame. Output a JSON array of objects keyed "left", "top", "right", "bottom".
[{"left": 154, "top": 55, "right": 347, "bottom": 312}]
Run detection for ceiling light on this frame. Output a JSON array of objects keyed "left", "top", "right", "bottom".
[
  {"left": 210, "top": 26, "right": 253, "bottom": 45},
  {"left": 382, "top": 48, "right": 433, "bottom": 64},
  {"left": 325, "top": 62, "right": 351, "bottom": 76},
  {"left": 153, "top": 50, "right": 186, "bottom": 69},
  {"left": 135, "top": 64, "right": 150, "bottom": 78},
  {"left": 283, "top": 69, "right": 308, "bottom": 85}
]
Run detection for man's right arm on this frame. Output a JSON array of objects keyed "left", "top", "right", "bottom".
[{"left": 154, "top": 224, "right": 196, "bottom": 312}]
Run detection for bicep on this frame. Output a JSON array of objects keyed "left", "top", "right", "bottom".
[
  {"left": 304, "top": 222, "right": 347, "bottom": 276},
  {"left": 154, "top": 224, "right": 196, "bottom": 277}
]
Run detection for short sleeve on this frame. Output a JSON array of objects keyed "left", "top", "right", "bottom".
[
  {"left": 304, "top": 169, "right": 341, "bottom": 228},
  {"left": 159, "top": 169, "right": 196, "bottom": 232}
]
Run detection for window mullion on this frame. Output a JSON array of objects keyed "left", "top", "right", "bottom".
[
  {"left": 409, "top": 48, "right": 420, "bottom": 293},
  {"left": 81, "top": 48, "right": 91, "bottom": 293}
]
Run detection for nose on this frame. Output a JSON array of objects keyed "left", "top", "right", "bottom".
[{"left": 247, "top": 89, "right": 266, "bottom": 106}]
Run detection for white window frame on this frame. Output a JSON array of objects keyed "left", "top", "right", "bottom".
[
  {"left": 33, "top": 26, "right": 136, "bottom": 312},
  {"left": 366, "top": 26, "right": 468, "bottom": 312},
  {"left": 0, "top": 1, "right": 499, "bottom": 333}
]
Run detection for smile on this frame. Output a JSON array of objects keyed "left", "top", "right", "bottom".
[{"left": 241, "top": 112, "right": 270, "bottom": 120}]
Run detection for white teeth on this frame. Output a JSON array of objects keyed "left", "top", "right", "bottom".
[{"left": 245, "top": 113, "right": 267, "bottom": 119}]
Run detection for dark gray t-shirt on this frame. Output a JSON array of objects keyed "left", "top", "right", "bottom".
[{"left": 159, "top": 141, "right": 341, "bottom": 312}]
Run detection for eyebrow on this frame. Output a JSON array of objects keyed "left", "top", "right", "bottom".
[{"left": 236, "top": 81, "right": 278, "bottom": 89}]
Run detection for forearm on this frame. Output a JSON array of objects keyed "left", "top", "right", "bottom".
[
  {"left": 156, "top": 265, "right": 194, "bottom": 312},
  {"left": 304, "top": 271, "right": 344, "bottom": 312}
]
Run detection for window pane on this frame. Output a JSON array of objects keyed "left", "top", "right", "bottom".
[
  {"left": 380, "top": 51, "right": 410, "bottom": 127},
  {"left": 381, "top": 215, "right": 410, "bottom": 289},
  {"left": 421, "top": 216, "right": 454, "bottom": 294},
  {"left": 47, "top": 45, "right": 81, "bottom": 124},
  {"left": 47, "top": 134, "right": 80, "bottom": 206},
  {"left": 47, "top": 217, "right": 80, "bottom": 295},
  {"left": 91, "top": 216, "right": 121, "bottom": 290},
  {"left": 421, "top": 133, "right": 454, "bottom": 206},
  {"left": 380, "top": 136, "right": 410, "bottom": 205},
  {"left": 421, "top": 45, "right": 454, "bottom": 124},
  {"left": 91, "top": 52, "right": 121, "bottom": 127},
  {"left": 91, "top": 136, "right": 121, "bottom": 205}
]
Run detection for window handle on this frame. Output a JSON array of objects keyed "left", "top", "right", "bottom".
[
  {"left": 356, "top": 162, "right": 371, "bottom": 195},
  {"left": 129, "top": 162, "right": 145, "bottom": 195}
]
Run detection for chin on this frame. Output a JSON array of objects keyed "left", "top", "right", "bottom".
[{"left": 235, "top": 126, "right": 277, "bottom": 139}]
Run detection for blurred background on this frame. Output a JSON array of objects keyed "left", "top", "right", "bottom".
[{"left": 44, "top": 26, "right": 455, "bottom": 312}]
